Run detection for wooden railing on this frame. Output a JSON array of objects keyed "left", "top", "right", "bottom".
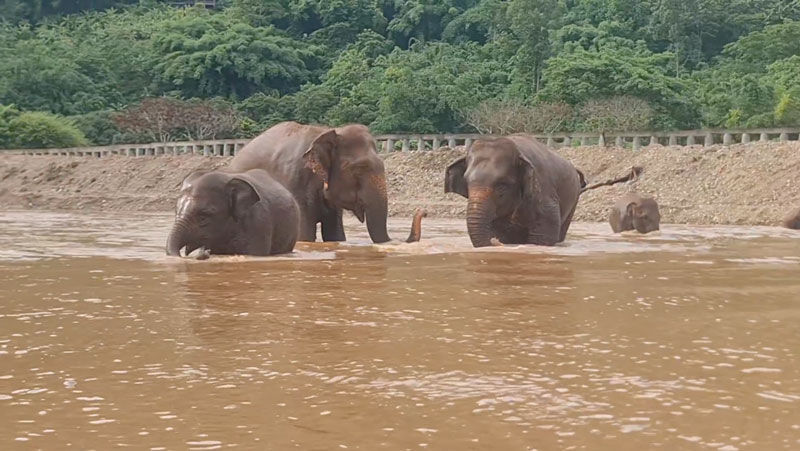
[{"left": 2, "top": 128, "right": 799, "bottom": 157}]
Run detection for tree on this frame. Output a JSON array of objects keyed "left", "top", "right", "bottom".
[
  {"left": 647, "top": 0, "right": 706, "bottom": 76},
  {"left": 692, "top": 21, "right": 800, "bottom": 127},
  {"left": 149, "top": 9, "right": 321, "bottom": 99},
  {"left": 0, "top": 0, "right": 140, "bottom": 24},
  {"left": 288, "top": 0, "right": 387, "bottom": 50},
  {"left": 540, "top": 40, "right": 698, "bottom": 129},
  {"left": 386, "top": 0, "right": 480, "bottom": 47},
  {"left": 500, "top": 0, "right": 563, "bottom": 97}
]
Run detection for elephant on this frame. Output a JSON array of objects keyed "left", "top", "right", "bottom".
[
  {"left": 229, "top": 121, "right": 391, "bottom": 243},
  {"left": 783, "top": 207, "right": 800, "bottom": 229},
  {"left": 609, "top": 193, "right": 661, "bottom": 234},
  {"left": 166, "top": 169, "right": 299, "bottom": 257},
  {"left": 445, "top": 134, "right": 639, "bottom": 247}
]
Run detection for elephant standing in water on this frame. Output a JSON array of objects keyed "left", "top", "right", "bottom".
[
  {"left": 783, "top": 207, "right": 800, "bottom": 229},
  {"left": 445, "top": 134, "right": 638, "bottom": 247},
  {"left": 166, "top": 169, "right": 299, "bottom": 257},
  {"left": 609, "top": 193, "right": 661, "bottom": 234},
  {"left": 229, "top": 122, "right": 392, "bottom": 243}
]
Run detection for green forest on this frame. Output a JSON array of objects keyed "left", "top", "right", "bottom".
[{"left": 1, "top": 0, "right": 800, "bottom": 148}]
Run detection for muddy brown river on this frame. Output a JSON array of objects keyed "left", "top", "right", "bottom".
[{"left": 1, "top": 212, "right": 799, "bottom": 450}]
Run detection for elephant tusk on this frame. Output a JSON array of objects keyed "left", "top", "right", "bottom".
[{"left": 196, "top": 247, "right": 211, "bottom": 261}]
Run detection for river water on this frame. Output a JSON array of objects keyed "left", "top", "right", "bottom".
[{"left": 1, "top": 211, "right": 799, "bottom": 450}]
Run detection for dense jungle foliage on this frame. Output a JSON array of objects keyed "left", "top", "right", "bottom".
[{"left": 1, "top": 0, "right": 800, "bottom": 146}]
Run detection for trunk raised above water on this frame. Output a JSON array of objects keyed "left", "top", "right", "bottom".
[{"left": 466, "top": 188, "right": 496, "bottom": 248}]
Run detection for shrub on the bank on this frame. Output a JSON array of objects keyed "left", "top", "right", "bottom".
[
  {"left": 113, "top": 97, "right": 241, "bottom": 143},
  {"left": 0, "top": 104, "right": 20, "bottom": 148},
  {"left": 579, "top": 96, "right": 655, "bottom": 132},
  {"left": 4, "top": 110, "right": 88, "bottom": 148},
  {"left": 464, "top": 100, "right": 574, "bottom": 134}
]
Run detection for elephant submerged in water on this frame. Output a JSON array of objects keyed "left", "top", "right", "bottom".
[
  {"left": 444, "top": 134, "right": 640, "bottom": 247},
  {"left": 229, "top": 121, "right": 396, "bottom": 243},
  {"left": 609, "top": 193, "right": 661, "bottom": 234},
  {"left": 166, "top": 169, "right": 299, "bottom": 257}
]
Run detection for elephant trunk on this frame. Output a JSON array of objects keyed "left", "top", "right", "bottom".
[
  {"left": 466, "top": 186, "right": 495, "bottom": 248},
  {"left": 166, "top": 218, "right": 190, "bottom": 257},
  {"left": 405, "top": 209, "right": 427, "bottom": 243},
  {"left": 364, "top": 174, "right": 391, "bottom": 244}
]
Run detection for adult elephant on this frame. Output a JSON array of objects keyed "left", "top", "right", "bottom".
[
  {"left": 229, "top": 122, "right": 390, "bottom": 243},
  {"left": 166, "top": 169, "right": 299, "bottom": 257},
  {"left": 444, "top": 135, "right": 638, "bottom": 247}
]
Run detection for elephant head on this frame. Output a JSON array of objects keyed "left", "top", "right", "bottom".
[
  {"left": 627, "top": 197, "right": 661, "bottom": 234},
  {"left": 166, "top": 171, "right": 262, "bottom": 257},
  {"left": 445, "top": 139, "right": 535, "bottom": 247},
  {"left": 303, "top": 125, "right": 390, "bottom": 243},
  {"left": 783, "top": 208, "right": 800, "bottom": 230}
]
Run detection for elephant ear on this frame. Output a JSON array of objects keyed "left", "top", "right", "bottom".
[
  {"left": 303, "top": 130, "right": 338, "bottom": 183},
  {"left": 625, "top": 202, "right": 639, "bottom": 218},
  {"left": 444, "top": 157, "right": 468, "bottom": 198},
  {"left": 227, "top": 177, "right": 261, "bottom": 223},
  {"left": 518, "top": 154, "right": 540, "bottom": 204}
]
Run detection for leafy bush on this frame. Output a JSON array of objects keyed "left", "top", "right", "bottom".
[
  {"left": 0, "top": 104, "right": 21, "bottom": 148},
  {"left": 6, "top": 111, "right": 89, "bottom": 148}
]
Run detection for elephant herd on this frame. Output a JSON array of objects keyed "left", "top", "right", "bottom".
[{"left": 165, "top": 121, "right": 796, "bottom": 258}]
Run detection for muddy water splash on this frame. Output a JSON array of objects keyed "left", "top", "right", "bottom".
[{"left": 1, "top": 211, "right": 799, "bottom": 449}]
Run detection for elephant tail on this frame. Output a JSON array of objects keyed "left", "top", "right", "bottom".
[
  {"left": 576, "top": 169, "right": 587, "bottom": 190},
  {"left": 406, "top": 209, "right": 428, "bottom": 243},
  {"left": 580, "top": 166, "right": 643, "bottom": 195}
]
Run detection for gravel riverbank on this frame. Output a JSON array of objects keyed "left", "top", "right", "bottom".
[{"left": 1, "top": 142, "right": 798, "bottom": 225}]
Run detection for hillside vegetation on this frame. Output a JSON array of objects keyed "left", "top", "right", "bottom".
[{"left": 1, "top": 1, "right": 800, "bottom": 147}]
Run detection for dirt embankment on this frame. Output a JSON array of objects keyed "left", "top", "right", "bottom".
[{"left": 1, "top": 142, "right": 798, "bottom": 225}]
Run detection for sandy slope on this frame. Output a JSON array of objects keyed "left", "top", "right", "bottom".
[{"left": 1, "top": 142, "right": 798, "bottom": 225}]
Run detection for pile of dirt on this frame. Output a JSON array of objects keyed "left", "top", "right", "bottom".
[
  {"left": 0, "top": 155, "right": 230, "bottom": 212},
  {"left": 1, "top": 141, "right": 799, "bottom": 225}
]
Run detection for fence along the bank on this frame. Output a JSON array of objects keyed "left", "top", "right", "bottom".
[{"left": 4, "top": 128, "right": 800, "bottom": 157}]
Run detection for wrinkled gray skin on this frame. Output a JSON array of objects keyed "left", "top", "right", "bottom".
[
  {"left": 166, "top": 169, "right": 299, "bottom": 257},
  {"left": 609, "top": 193, "right": 661, "bottom": 234},
  {"left": 229, "top": 121, "right": 390, "bottom": 243},
  {"left": 445, "top": 135, "right": 583, "bottom": 247}
]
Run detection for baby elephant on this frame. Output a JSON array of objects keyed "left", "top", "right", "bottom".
[
  {"left": 783, "top": 208, "right": 800, "bottom": 229},
  {"left": 609, "top": 193, "right": 661, "bottom": 234},
  {"left": 166, "top": 169, "right": 299, "bottom": 257}
]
